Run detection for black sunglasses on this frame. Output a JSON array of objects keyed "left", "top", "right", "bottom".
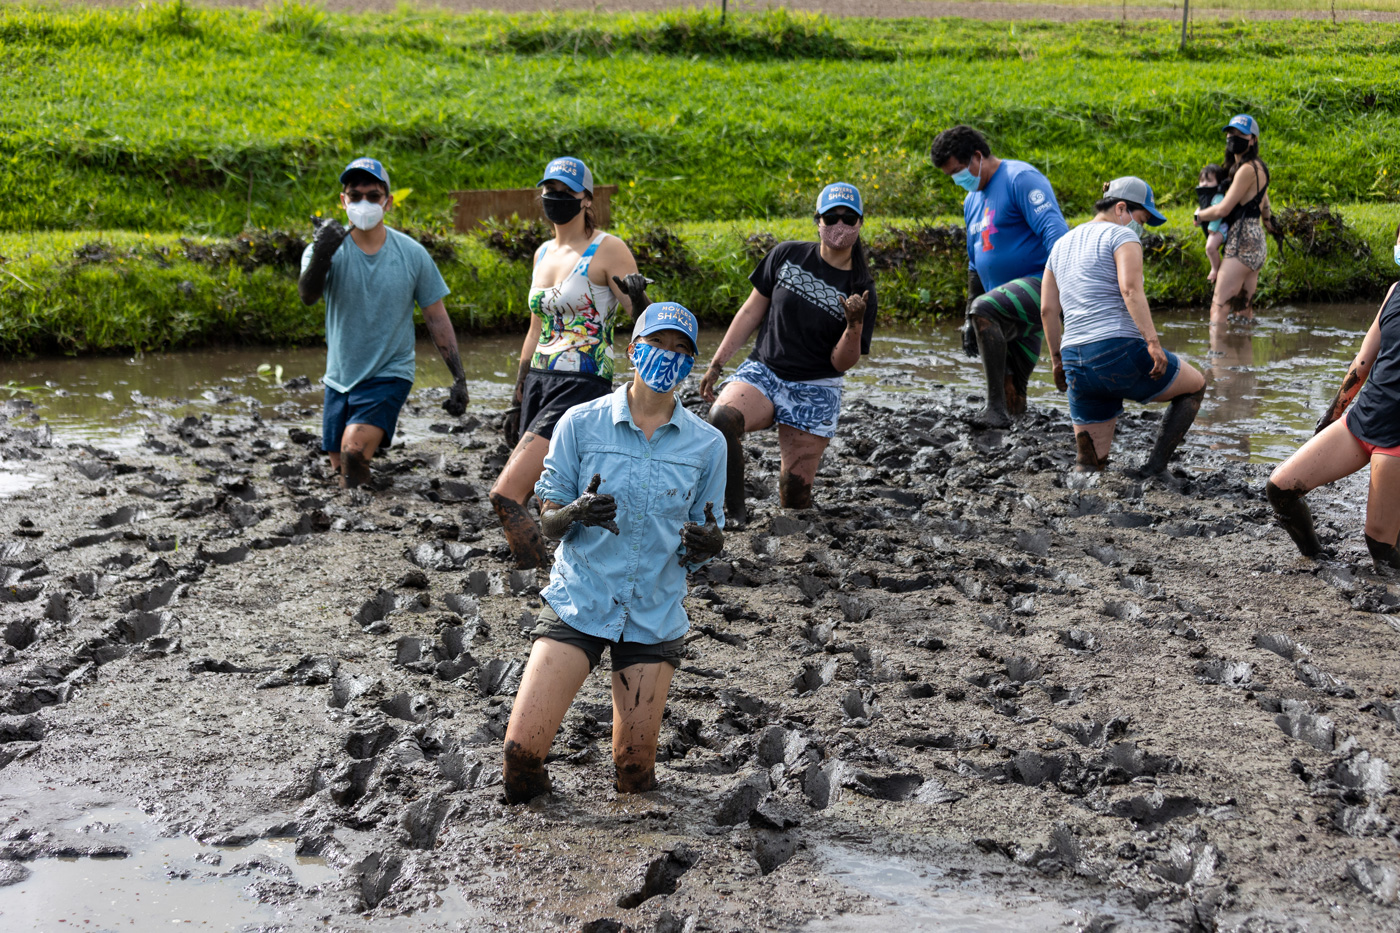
[
  {"left": 819, "top": 211, "right": 861, "bottom": 226},
  {"left": 343, "top": 189, "right": 387, "bottom": 204}
]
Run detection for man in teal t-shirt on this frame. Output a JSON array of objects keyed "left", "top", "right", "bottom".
[{"left": 299, "top": 157, "right": 470, "bottom": 489}]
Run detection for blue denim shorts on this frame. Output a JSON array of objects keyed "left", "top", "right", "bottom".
[
  {"left": 322, "top": 376, "right": 414, "bottom": 452},
  {"left": 724, "top": 358, "right": 842, "bottom": 438},
  {"left": 1062, "top": 337, "right": 1181, "bottom": 425}
]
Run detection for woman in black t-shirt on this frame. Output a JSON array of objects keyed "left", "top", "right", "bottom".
[
  {"left": 1266, "top": 223, "right": 1400, "bottom": 573},
  {"left": 699, "top": 182, "right": 877, "bottom": 525}
]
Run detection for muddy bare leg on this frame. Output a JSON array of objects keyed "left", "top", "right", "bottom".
[
  {"left": 708, "top": 404, "right": 748, "bottom": 525},
  {"left": 1005, "top": 372, "right": 1028, "bottom": 419},
  {"left": 490, "top": 493, "right": 548, "bottom": 569},
  {"left": 338, "top": 423, "right": 384, "bottom": 490},
  {"left": 502, "top": 740, "right": 553, "bottom": 804},
  {"left": 1074, "top": 432, "right": 1106, "bottom": 472},
  {"left": 612, "top": 661, "right": 676, "bottom": 794},
  {"left": 1144, "top": 387, "right": 1205, "bottom": 474},
  {"left": 777, "top": 424, "right": 829, "bottom": 511},
  {"left": 1265, "top": 480, "right": 1324, "bottom": 558},
  {"left": 971, "top": 315, "right": 1011, "bottom": 428},
  {"left": 503, "top": 637, "right": 592, "bottom": 804},
  {"left": 779, "top": 471, "right": 812, "bottom": 510},
  {"left": 1364, "top": 534, "right": 1400, "bottom": 573}
]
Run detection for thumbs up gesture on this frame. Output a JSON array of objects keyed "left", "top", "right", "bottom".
[{"left": 682, "top": 501, "right": 724, "bottom": 564}]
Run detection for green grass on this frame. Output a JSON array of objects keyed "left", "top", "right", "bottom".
[
  {"left": 2, "top": 205, "right": 1393, "bottom": 357},
  {"left": 0, "top": 5, "right": 1399, "bottom": 236},
  {"left": 918, "top": 0, "right": 1400, "bottom": 10}
]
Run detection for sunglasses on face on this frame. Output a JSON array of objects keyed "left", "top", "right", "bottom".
[
  {"left": 820, "top": 211, "right": 861, "bottom": 226},
  {"left": 343, "top": 189, "right": 386, "bottom": 204}
]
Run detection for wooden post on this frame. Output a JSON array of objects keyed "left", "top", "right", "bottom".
[
  {"left": 1180, "top": 0, "right": 1189, "bottom": 50},
  {"left": 721, "top": 0, "right": 727, "bottom": 26}
]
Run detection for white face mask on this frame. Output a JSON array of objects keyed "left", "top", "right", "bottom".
[{"left": 344, "top": 199, "right": 385, "bottom": 231}]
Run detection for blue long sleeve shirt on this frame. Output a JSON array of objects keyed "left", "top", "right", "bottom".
[
  {"left": 963, "top": 159, "right": 1069, "bottom": 292},
  {"left": 534, "top": 386, "right": 728, "bottom": 645}
]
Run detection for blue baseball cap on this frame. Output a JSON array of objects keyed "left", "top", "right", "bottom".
[
  {"left": 816, "top": 182, "right": 863, "bottom": 216},
  {"left": 1224, "top": 114, "right": 1261, "bottom": 137},
  {"left": 1104, "top": 176, "right": 1167, "bottom": 227},
  {"left": 339, "top": 157, "right": 390, "bottom": 191},
  {"left": 631, "top": 301, "right": 699, "bottom": 355},
  {"left": 537, "top": 156, "right": 594, "bottom": 194}
]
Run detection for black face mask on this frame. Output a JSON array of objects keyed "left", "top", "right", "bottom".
[
  {"left": 541, "top": 190, "right": 584, "bottom": 225},
  {"left": 1226, "top": 136, "right": 1251, "bottom": 155}
]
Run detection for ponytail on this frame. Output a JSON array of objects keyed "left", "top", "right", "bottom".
[{"left": 583, "top": 201, "right": 597, "bottom": 237}]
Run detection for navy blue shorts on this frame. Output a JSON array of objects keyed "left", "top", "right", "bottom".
[
  {"left": 322, "top": 376, "right": 414, "bottom": 452},
  {"left": 1062, "top": 337, "right": 1181, "bottom": 425}
]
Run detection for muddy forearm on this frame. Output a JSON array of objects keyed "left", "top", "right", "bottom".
[
  {"left": 966, "top": 269, "right": 984, "bottom": 306},
  {"left": 1317, "top": 365, "right": 1367, "bottom": 430},
  {"left": 539, "top": 501, "right": 583, "bottom": 539},
  {"left": 829, "top": 324, "right": 863, "bottom": 373},
  {"left": 539, "top": 477, "right": 619, "bottom": 538},
  {"left": 424, "top": 307, "right": 465, "bottom": 383}
]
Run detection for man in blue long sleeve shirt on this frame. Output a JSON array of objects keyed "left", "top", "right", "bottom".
[
  {"left": 502, "top": 301, "right": 727, "bottom": 804},
  {"left": 932, "top": 125, "right": 1069, "bottom": 428}
]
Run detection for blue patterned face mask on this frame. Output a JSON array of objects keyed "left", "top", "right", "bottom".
[{"left": 631, "top": 342, "right": 694, "bottom": 393}]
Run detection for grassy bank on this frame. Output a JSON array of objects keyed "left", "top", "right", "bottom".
[
  {"left": 0, "top": 5, "right": 1398, "bottom": 233},
  {"left": 2, "top": 205, "right": 1394, "bottom": 356}
]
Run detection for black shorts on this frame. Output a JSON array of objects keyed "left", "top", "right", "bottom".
[
  {"left": 530, "top": 605, "right": 687, "bottom": 672},
  {"left": 520, "top": 369, "right": 611, "bottom": 441},
  {"left": 968, "top": 276, "right": 1045, "bottom": 394}
]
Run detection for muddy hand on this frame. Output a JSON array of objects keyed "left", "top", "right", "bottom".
[
  {"left": 1052, "top": 361, "right": 1067, "bottom": 393},
  {"left": 442, "top": 379, "right": 469, "bottom": 417},
  {"left": 682, "top": 501, "right": 724, "bottom": 563},
  {"left": 700, "top": 362, "right": 723, "bottom": 403},
  {"left": 612, "top": 274, "right": 654, "bottom": 313},
  {"left": 1146, "top": 340, "right": 1169, "bottom": 379},
  {"left": 576, "top": 473, "right": 619, "bottom": 534},
  {"left": 839, "top": 290, "right": 869, "bottom": 330},
  {"left": 502, "top": 403, "right": 522, "bottom": 448},
  {"left": 310, "top": 215, "right": 347, "bottom": 254}
]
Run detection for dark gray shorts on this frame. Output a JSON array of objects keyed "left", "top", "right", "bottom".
[{"left": 531, "top": 606, "right": 687, "bottom": 672}]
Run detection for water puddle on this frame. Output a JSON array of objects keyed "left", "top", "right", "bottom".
[
  {"left": 808, "top": 845, "right": 1153, "bottom": 932},
  {"left": 0, "top": 301, "right": 1377, "bottom": 465}
]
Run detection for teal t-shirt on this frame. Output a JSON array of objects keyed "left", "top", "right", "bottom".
[{"left": 301, "top": 227, "right": 450, "bottom": 393}]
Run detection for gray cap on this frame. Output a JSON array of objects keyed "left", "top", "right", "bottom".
[{"left": 1103, "top": 176, "right": 1166, "bottom": 227}]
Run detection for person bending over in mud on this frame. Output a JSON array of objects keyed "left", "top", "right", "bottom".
[
  {"left": 1040, "top": 177, "right": 1207, "bottom": 474},
  {"left": 489, "top": 157, "right": 650, "bottom": 569},
  {"left": 1266, "top": 229, "right": 1400, "bottom": 573},
  {"left": 1195, "top": 114, "right": 1272, "bottom": 334},
  {"left": 699, "top": 182, "right": 876, "bottom": 525},
  {"left": 298, "top": 157, "right": 469, "bottom": 489},
  {"left": 930, "top": 125, "right": 1069, "bottom": 428},
  {"left": 502, "top": 302, "right": 726, "bottom": 804}
]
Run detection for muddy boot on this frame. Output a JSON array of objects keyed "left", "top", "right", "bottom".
[
  {"left": 708, "top": 405, "right": 748, "bottom": 527},
  {"left": 970, "top": 316, "right": 1012, "bottom": 429},
  {"left": 1265, "top": 481, "right": 1324, "bottom": 558},
  {"left": 1365, "top": 534, "right": 1400, "bottom": 574},
  {"left": 1143, "top": 387, "right": 1205, "bottom": 475},
  {"left": 490, "top": 492, "right": 548, "bottom": 569},
  {"left": 502, "top": 740, "right": 552, "bottom": 804},
  {"left": 1073, "top": 432, "right": 1107, "bottom": 473},
  {"left": 778, "top": 470, "right": 813, "bottom": 510}
]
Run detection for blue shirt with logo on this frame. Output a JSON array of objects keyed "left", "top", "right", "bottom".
[
  {"left": 301, "top": 227, "right": 450, "bottom": 393},
  {"left": 962, "top": 160, "right": 1069, "bottom": 293},
  {"left": 535, "top": 386, "right": 728, "bottom": 645}
]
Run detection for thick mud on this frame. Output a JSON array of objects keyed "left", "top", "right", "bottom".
[{"left": 1, "top": 363, "right": 1399, "bottom": 931}]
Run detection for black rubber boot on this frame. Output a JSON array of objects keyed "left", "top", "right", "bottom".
[
  {"left": 1365, "top": 533, "right": 1400, "bottom": 573},
  {"left": 970, "top": 315, "right": 1012, "bottom": 429},
  {"left": 1265, "top": 480, "right": 1325, "bottom": 558},
  {"left": 708, "top": 405, "right": 748, "bottom": 527},
  {"left": 1144, "top": 387, "right": 1205, "bottom": 475}
]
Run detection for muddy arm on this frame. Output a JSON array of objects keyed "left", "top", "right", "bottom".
[
  {"left": 1113, "top": 242, "right": 1169, "bottom": 378},
  {"left": 539, "top": 475, "right": 619, "bottom": 539},
  {"left": 1039, "top": 269, "right": 1067, "bottom": 391},
  {"left": 298, "top": 217, "right": 346, "bottom": 305},
  {"left": 701, "top": 288, "right": 770, "bottom": 401},
  {"left": 1315, "top": 296, "right": 1388, "bottom": 432},
  {"left": 423, "top": 300, "right": 469, "bottom": 415}
]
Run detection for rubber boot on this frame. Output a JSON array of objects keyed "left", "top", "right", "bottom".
[
  {"left": 1365, "top": 534, "right": 1400, "bottom": 574},
  {"left": 970, "top": 315, "right": 1012, "bottom": 429},
  {"left": 708, "top": 405, "right": 748, "bottom": 526},
  {"left": 1073, "top": 432, "right": 1106, "bottom": 473},
  {"left": 1143, "top": 387, "right": 1205, "bottom": 475},
  {"left": 490, "top": 492, "right": 548, "bottom": 569},
  {"left": 1265, "top": 481, "right": 1324, "bottom": 558}
]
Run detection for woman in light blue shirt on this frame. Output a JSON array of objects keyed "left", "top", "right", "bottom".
[
  {"left": 502, "top": 301, "right": 728, "bottom": 804},
  {"left": 1041, "top": 177, "right": 1207, "bottom": 474}
]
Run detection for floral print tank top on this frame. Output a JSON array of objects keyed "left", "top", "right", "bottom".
[{"left": 528, "top": 232, "right": 619, "bottom": 379}]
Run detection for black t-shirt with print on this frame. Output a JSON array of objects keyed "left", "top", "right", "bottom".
[{"left": 747, "top": 241, "right": 878, "bottom": 382}]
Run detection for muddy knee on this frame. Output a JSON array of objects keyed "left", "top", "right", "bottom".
[
  {"left": 1265, "top": 479, "right": 1306, "bottom": 513},
  {"left": 708, "top": 404, "right": 745, "bottom": 440}
]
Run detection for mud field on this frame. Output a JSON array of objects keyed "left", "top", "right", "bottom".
[{"left": 1, "top": 378, "right": 1399, "bottom": 932}]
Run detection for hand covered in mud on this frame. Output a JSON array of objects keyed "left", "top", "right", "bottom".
[
  {"left": 442, "top": 379, "right": 469, "bottom": 417},
  {"left": 1146, "top": 339, "right": 1169, "bottom": 379},
  {"left": 839, "top": 291, "right": 869, "bottom": 330},
  {"left": 541, "top": 473, "right": 618, "bottom": 538},
  {"left": 309, "top": 215, "right": 347, "bottom": 257},
  {"left": 612, "top": 273, "right": 654, "bottom": 314},
  {"left": 1314, "top": 391, "right": 1344, "bottom": 435},
  {"left": 700, "top": 362, "right": 723, "bottom": 403},
  {"left": 502, "top": 403, "right": 522, "bottom": 448},
  {"left": 1052, "top": 359, "right": 1067, "bottom": 393},
  {"left": 961, "top": 317, "right": 980, "bottom": 359},
  {"left": 681, "top": 502, "right": 724, "bottom": 564}
]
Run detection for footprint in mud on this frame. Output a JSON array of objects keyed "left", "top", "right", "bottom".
[
  {"left": 1148, "top": 842, "right": 1219, "bottom": 885},
  {"left": 379, "top": 692, "right": 435, "bottom": 723},
  {"left": 1193, "top": 659, "right": 1256, "bottom": 689},
  {"left": 256, "top": 655, "right": 337, "bottom": 689},
  {"left": 615, "top": 844, "right": 699, "bottom": 908},
  {"left": 1294, "top": 661, "right": 1356, "bottom": 698},
  {"left": 397, "top": 792, "right": 452, "bottom": 850},
  {"left": 714, "top": 771, "right": 772, "bottom": 826},
  {"left": 1058, "top": 628, "right": 1100, "bottom": 653},
  {"left": 791, "top": 658, "right": 837, "bottom": 697},
  {"left": 847, "top": 770, "right": 924, "bottom": 801},
  {"left": 1108, "top": 792, "right": 1203, "bottom": 826},
  {"left": 476, "top": 658, "right": 524, "bottom": 697},
  {"left": 752, "top": 830, "right": 799, "bottom": 875},
  {"left": 1348, "top": 858, "right": 1400, "bottom": 905},
  {"left": 1262, "top": 697, "right": 1337, "bottom": 752},
  {"left": 840, "top": 687, "right": 880, "bottom": 726},
  {"left": 1055, "top": 717, "right": 1130, "bottom": 749}
]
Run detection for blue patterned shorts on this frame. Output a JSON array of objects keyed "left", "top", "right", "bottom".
[{"left": 725, "top": 359, "right": 843, "bottom": 438}]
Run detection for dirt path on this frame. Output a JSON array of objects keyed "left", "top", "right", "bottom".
[
  {"left": 58, "top": 0, "right": 1400, "bottom": 24},
  {"left": 2, "top": 381, "right": 1399, "bottom": 930}
]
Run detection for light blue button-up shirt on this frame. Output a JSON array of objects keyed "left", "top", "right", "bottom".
[{"left": 535, "top": 385, "right": 728, "bottom": 645}]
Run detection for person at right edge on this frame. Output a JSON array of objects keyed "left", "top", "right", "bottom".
[
  {"left": 489, "top": 157, "right": 649, "bottom": 569},
  {"left": 698, "top": 182, "right": 876, "bottom": 526},
  {"left": 1266, "top": 225, "right": 1400, "bottom": 574},
  {"left": 931, "top": 125, "right": 1068, "bottom": 428}
]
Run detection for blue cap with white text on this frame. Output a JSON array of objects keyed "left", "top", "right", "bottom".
[
  {"left": 339, "top": 157, "right": 390, "bottom": 191},
  {"left": 537, "top": 157, "right": 594, "bottom": 194},
  {"left": 816, "top": 182, "right": 863, "bottom": 216},
  {"left": 632, "top": 301, "right": 699, "bottom": 355},
  {"left": 1224, "top": 114, "right": 1261, "bottom": 137}
]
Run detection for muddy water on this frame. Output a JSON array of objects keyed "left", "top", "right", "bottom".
[{"left": 0, "top": 301, "right": 1375, "bottom": 470}]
